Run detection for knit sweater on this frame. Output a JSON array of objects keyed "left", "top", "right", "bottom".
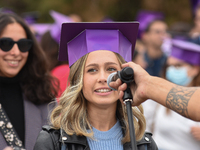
[{"left": 87, "top": 120, "right": 123, "bottom": 150}]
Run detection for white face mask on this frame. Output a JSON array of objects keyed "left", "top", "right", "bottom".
[{"left": 166, "top": 66, "right": 192, "bottom": 86}]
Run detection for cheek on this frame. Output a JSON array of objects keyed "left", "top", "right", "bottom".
[
  {"left": 82, "top": 84, "right": 91, "bottom": 101},
  {"left": 0, "top": 50, "right": 7, "bottom": 57},
  {"left": 21, "top": 52, "right": 29, "bottom": 63},
  {"left": 187, "top": 67, "right": 198, "bottom": 77},
  {"left": 82, "top": 76, "right": 91, "bottom": 97}
]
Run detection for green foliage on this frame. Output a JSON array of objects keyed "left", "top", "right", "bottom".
[{"left": 0, "top": 0, "right": 193, "bottom": 25}]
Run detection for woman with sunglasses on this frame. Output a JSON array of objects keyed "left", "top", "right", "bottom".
[{"left": 0, "top": 13, "right": 58, "bottom": 150}]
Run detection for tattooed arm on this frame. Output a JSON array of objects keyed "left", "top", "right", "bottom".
[
  {"left": 165, "top": 86, "right": 197, "bottom": 120},
  {"left": 110, "top": 62, "right": 200, "bottom": 121}
]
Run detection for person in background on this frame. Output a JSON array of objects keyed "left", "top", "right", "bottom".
[
  {"left": 40, "top": 10, "right": 78, "bottom": 99},
  {"left": 132, "top": 49, "right": 147, "bottom": 69},
  {"left": 143, "top": 38, "right": 200, "bottom": 150},
  {"left": 34, "top": 22, "right": 158, "bottom": 150},
  {"left": 142, "top": 20, "right": 169, "bottom": 77},
  {"left": 136, "top": 10, "right": 169, "bottom": 77},
  {"left": 29, "top": 23, "right": 52, "bottom": 42},
  {"left": 133, "top": 39, "right": 147, "bottom": 69},
  {"left": 0, "top": 13, "right": 58, "bottom": 150},
  {"left": 189, "top": 0, "right": 200, "bottom": 45}
]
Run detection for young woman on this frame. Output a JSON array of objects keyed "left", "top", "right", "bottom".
[
  {"left": 34, "top": 22, "right": 158, "bottom": 150},
  {"left": 0, "top": 13, "right": 58, "bottom": 150}
]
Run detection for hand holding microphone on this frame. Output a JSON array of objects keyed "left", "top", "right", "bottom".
[
  {"left": 107, "top": 67, "right": 134, "bottom": 90},
  {"left": 108, "top": 62, "right": 151, "bottom": 106},
  {"left": 107, "top": 67, "right": 134, "bottom": 102}
]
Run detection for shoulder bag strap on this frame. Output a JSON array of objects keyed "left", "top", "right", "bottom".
[{"left": 0, "top": 103, "right": 25, "bottom": 150}]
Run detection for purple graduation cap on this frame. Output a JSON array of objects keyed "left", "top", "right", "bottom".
[
  {"left": 30, "top": 23, "right": 52, "bottom": 41},
  {"left": 171, "top": 39, "right": 200, "bottom": 65},
  {"left": 31, "top": 23, "right": 52, "bottom": 35},
  {"left": 58, "top": 22, "right": 139, "bottom": 67},
  {"left": 49, "top": 10, "right": 74, "bottom": 44},
  {"left": 0, "top": 7, "right": 15, "bottom": 14},
  {"left": 190, "top": 0, "right": 200, "bottom": 14},
  {"left": 24, "top": 16, "right": 37, "bottom": 24},
  {"left": 136, "top": 10, "right": 164, "bottom": 39},
  {"left": 22, "top": 11, "right": 40, "bottom": 25}
]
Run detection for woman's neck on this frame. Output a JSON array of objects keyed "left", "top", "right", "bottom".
[{"left": 87, "top": 104, "right": 117, "bottom": 131}]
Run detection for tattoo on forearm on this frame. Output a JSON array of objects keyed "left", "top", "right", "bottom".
[{"left": 166, "top": 86, "right": 197, "bottom": 118}]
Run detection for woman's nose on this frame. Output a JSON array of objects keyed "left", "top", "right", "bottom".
[
  {"left": 97, "top": 71, "right": 107, "bottom": 83},
  {"left": 10, "top": 43, "right": 20, "bottom": 55}
]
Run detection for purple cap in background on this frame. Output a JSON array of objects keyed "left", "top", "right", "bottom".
[
  {"left": 190, "top": 0, "right": 200, "bottom": 14},
  {"left": 49, "top": 10, "right": 74, "bottom": 44},
  {"left": 136, "top": 10, "right": 164, "bottom": 39},
  {"left": 171, "top": 39, "right": 200, "bottom": 65},
  {"left": 30, "top": 23, "right": 52, "bottom": 37},
  {"left": 59, "top": 22, "right": 139, "bottom": 67},
  {"left": 22, "top": 11, "right": 40, "bottom": 25},
  {"left": 0, "top": 7, "right": 15, "bottom": 14},
  {"left": 24, "top": 16, "right": 36, "bottom": 24}
]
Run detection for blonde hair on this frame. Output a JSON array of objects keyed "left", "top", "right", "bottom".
[{"left": 50, "top": 52, "right": 146, "bottom": 143}]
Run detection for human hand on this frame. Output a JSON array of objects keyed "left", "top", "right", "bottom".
[
  {"left": 3, "top": 147, "right": 14, "bottom": 150},
  {"left": 191, "top": 126, "right": 200, "bottom": 141},
  {"left": 109, "top": 62, "right": 151, "bottom": 106}
]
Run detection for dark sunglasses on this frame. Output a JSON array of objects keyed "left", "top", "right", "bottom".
[{"left": 0, "top": 38, "right": 33, "bottom": 52}]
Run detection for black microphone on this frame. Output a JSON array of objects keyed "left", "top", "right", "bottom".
[
  {"left": 108, "top": 67, "right": 137, "bottom": 150},
  {"left": 107, "top": 67, "right": 134, "bottom": 91}
]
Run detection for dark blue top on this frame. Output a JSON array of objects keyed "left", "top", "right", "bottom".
[
  {"left": 144, "top": 51, "right": 167, "bottom": 77},
  {"left": 188, "top": 36, "right": 200, "bottom": 45}
]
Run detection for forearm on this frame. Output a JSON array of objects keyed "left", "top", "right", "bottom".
[{"left": 146, "top": 76, "right": 200, "bottom": 121}]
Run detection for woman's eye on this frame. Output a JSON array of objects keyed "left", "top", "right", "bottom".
[
  {"left": 88, "top": 68, "right": 97, "bottom": 72},
  {"left": 107, "top": 67, "right": 116, "bottom": 72},
  {"left": 174, "top": 64, "right": 183, "bottom": 68}
]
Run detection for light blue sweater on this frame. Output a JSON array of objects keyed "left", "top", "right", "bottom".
[{"left": 86, "top": 120, "right": 123, "bottom": 150}]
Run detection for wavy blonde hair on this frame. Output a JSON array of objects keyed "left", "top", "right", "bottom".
[{"left": 51, "top": 52, "right": 146, "bottom": 143}]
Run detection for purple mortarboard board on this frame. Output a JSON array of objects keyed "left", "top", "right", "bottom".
[
  {"left": 58, "top": 22, "right": 139, "bottom": 67},
  {"left": 50, "top": 10, "right": 74, "bottom": 44},
  {"left": 171, "top": 39, "right": 200, "bottom": 65},
  {"left": 136, "top": 10, "right": 164, "bottom": 39}
]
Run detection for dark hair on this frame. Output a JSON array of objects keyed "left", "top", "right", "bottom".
[
  {"left": 0, "top": 13, "right": 59, "bottom": 104},
  {"left": 40, "top": 31, "right": 68, "bottom": 71},
  {"left": 144, "top": 19, "right": 166, "bottom": 33}
]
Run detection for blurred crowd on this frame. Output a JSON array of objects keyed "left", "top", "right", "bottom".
[{"left": 0, "top": 0, "right": 200, "bottom": 149}]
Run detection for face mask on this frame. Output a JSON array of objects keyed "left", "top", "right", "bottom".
[{"left": 166, "top": 66, "right": 192, "bottom": 86}]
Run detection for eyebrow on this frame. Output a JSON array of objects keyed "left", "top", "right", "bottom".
[{"left": 85, "top": 62, "right": 119, "bottom": 68}]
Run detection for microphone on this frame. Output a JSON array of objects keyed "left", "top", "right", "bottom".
[
  {"left": 108, "top": 67, "right": 137, "bottom": 150},
  {"left": 107, "top": 67, "right": 134, "bottom": 91}
]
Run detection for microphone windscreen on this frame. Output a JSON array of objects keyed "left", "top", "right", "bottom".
[{"left": 107, "top": 72, "right": 118, "bottom": 91}]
